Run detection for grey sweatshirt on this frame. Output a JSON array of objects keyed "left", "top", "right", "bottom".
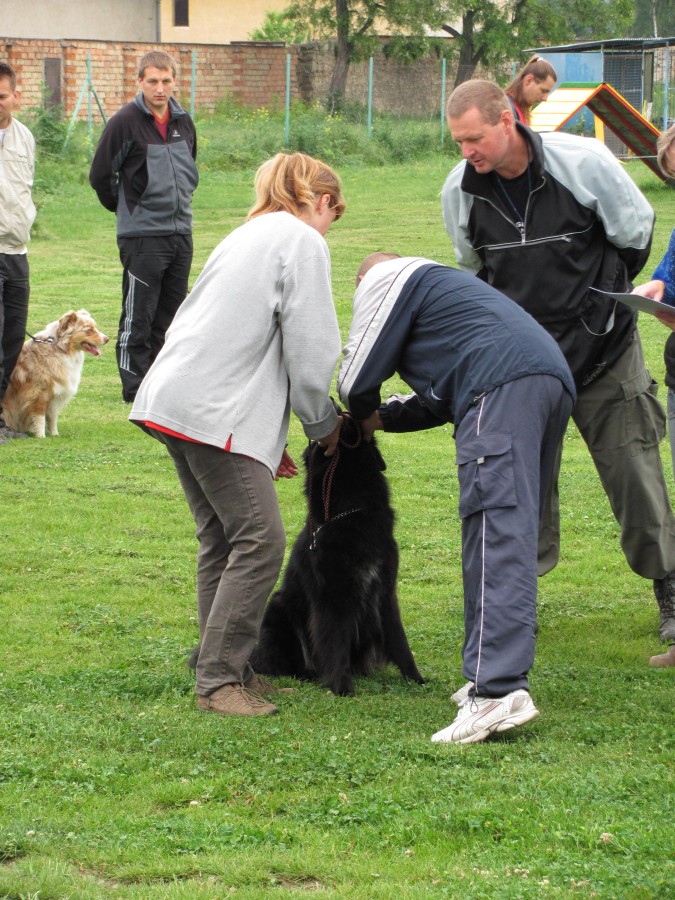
[{"left": 130, "top": 211, "right": 341, "bottom": 474}]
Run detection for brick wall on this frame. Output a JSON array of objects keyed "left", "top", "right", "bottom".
[
  {"left": 2, "top": 37, "right": 301, "bottom": 119},
  {"left": 2, "top": 36, "right": 474, "bottom": 121}
]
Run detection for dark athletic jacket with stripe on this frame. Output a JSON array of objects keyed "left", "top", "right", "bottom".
[
  {"left": 89, "top": 94, "right": 198, "bottom": 237},
  {"left": 441, "top": 125, "right": 654, "bottom": 389},
  {"left": 337, "top": 258, "right": 575, "bottom": 433}
]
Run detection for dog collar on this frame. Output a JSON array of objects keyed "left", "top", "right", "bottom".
[
  {"left": 26, "top": 330, "right": 56, "bottom": 344},
  {"left": 310, "top": 507, "right": 362, "bottom": 551}
]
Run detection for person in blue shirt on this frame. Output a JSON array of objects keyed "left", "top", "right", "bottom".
[{"left": 632, "top": 122, "right": 675, "bottom": 667}]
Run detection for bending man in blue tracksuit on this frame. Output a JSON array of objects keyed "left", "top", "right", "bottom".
[{"left": 337, "top": 253, "right": 575, "bottom": 744}]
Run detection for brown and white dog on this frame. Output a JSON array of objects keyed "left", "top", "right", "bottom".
[{"left": 3, "top": 309, "right": 109, "bottom": 438}]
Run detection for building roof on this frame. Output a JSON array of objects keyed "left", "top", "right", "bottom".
[{"left": 526, "top": 37, "right": 675, "bottom": 54}]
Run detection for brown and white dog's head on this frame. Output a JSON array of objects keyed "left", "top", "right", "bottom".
[{"left": 45, "top": 309, "right": 109, "bottom": 357}]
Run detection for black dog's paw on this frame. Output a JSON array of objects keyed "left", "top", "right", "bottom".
[
  {"left": 187, "top": 644, "right": 200, "bottom": 670},
  {"left": 325, "top": 674, "right": 355, "bottom": 696},
  {"left": 403, "top": 665, "right": 426, "bottom": 685}
]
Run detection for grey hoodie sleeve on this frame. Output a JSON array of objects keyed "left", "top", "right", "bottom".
[{"left": 280, "top": 250, "right": 341, "bottom": 441}]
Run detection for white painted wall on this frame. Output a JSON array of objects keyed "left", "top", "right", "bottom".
[{"left": 3, "top": 0, "right": 158, "bottom": 41}]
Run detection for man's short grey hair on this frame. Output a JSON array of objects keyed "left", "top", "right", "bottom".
[{"left": 447, "top": 80, "right": 509, "bottom": 125}]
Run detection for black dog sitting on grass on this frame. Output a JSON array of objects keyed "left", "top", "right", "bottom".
[{"left": 248, "top": 413, "right": 425, "bottom": 696}]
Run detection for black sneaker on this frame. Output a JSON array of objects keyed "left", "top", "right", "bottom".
[{"left": 653, "top": 574, "right": 675, "bottom": 642}]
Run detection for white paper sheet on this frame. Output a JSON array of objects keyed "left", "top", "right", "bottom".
[{"left": 590, "top": 287, "right": 675, "bottom": 318}]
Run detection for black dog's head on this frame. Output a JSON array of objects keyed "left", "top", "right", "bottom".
[{"left": 303, "top": 409, "right": 390, "bottom": 517}]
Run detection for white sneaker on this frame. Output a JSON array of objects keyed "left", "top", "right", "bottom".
[
  {"left": 451, "top": 681, "right": 474, "bottom": 705},
  {"left": 431, "top": 689, "right": 539, "bottom": 745}
]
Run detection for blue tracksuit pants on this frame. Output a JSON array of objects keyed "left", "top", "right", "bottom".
[{"left": 456, "top": 374, "right": 573, "bottom": 697}]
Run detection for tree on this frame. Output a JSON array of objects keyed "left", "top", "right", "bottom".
[
  {"left": 253, "top": 0, "right": 449, "bottom": 107},
  {"left": 252, "top": 1, "right": 635, "bottom": 102},
  {"left": 628, "top": 0, "right": 675, "bottom": 38},
  {"left": 442, "top": 0, "right": 635, "bottom": 85},
  {"left": 250, "top": 10, "right": 311, "bottom": 44}
]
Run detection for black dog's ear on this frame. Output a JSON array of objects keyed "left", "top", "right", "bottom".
[
  {"left": 372, "top": 439, "right": 387, "bottom": 471},
  {"left": 344, "top": 415, "right": 357, "bottom": 441}
]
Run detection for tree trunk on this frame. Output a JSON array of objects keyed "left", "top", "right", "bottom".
[
  {"left": 454, "top": 12, "right": 479, "bottom": 87},
  {"left": 327, "top": 0, "right": 351, "bottom": 111},
  {"left": 442, "top": 14, "right": 484, "bottom": 88}
]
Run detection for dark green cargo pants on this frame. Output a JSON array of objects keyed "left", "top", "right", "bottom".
[{"left": 538, "top": 332, "right": 675, "bottom": 579}]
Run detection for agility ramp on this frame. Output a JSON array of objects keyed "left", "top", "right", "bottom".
[{"left": 530, "top": 82, "right": 668, "bottom": 183}]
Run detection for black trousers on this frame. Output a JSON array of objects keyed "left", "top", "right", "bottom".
[
  {"left": 0, "top": 253, "right": 30, "bottom": 426},
  {"left": 116, "top": 233, "right": 193, "bottom": 402}
]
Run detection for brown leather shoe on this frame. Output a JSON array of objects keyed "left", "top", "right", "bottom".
[
  {"left": 649, "top": 645, "right": 675, "bottom": 668},
  {"left": 245, "top": 672, "right": 293, "bottom": 696},
  {"left": 196, "top": 683, "right": 278, "bottom": 716}
]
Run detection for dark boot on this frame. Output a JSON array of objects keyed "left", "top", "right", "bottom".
[{"left": 653, "top": 574, "right": 675, "bottom": 642}]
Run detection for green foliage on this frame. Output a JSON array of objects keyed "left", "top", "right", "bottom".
[
  {"left": 188, "top": 101, "right": 454, "bottom": 171},
  {"left": 21, "top": 101, "right": 95, "bottom": 197},
  {"left": 320, "top": 0, "right": 447, "bottom": 43},
  {"left": 252, "top": 1, "right": 638, "bottom": 96},
  {"left": 559, "top": 0, "right": 635, "bottom": 40},
  {"left": 652, "top": 83, "right": 675, "bottom": 128},
  {"left": 628, "top": 0, "right": 675, "bottom": 38},
  {"left": 249, "top": 9, "right": 311, "bottom": 43},
  {"left": 283, "top": 0, "right": 451, "bottom": 102},
  {"left": 34, "top": 101, "right": 455, "bottom": 191},
  {"left": 383, "top": 35, "right": 441, "bottom": 63},
  {"left": 1, "top": 145, "right": 673, "bottom": 898},
  {"left": 23, "top": 104, "right": 68, "bottom": 158}
]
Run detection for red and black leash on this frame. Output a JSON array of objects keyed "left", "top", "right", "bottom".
[{"left": 308, "top": 413, "right": 362, "bottom": 550}]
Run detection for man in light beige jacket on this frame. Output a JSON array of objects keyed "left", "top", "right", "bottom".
[{"left": 0, "top": 61, "right": 36, "bottom": 443}]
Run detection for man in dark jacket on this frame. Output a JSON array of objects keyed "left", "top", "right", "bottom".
[
  {"left": 89, "top": 50, "right": 198, "bottom": 402},
  {"left": 338, "top": 253, "right": 575, "bottom": 744},
  {"left": 441, "top": 79, "right": 675, "bottom": 646}
]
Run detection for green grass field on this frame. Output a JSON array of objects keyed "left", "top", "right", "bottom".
[{"left": 1, "top": 156, "right": 673, "bottom": 899}]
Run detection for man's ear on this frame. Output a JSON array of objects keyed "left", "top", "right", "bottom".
[{"left": 500, "top": 107, "right": 514, "bottom": 132}]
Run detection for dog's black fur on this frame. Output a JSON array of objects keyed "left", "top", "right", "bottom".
[{"left": 248, "top": 414, "right": 425, "bottom": 696}]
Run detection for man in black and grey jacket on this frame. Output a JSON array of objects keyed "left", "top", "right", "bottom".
[
  {"left": 441, "top": 78, "right": 675, "bottom": 645},
  {"left": 90, "top": 50, "right": 198, "bottom": 403}
]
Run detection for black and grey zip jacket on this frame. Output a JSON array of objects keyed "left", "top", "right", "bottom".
[
  {"left": 89, "top": 94, "right": 198, "bottom": 238},
  {"left": 441, "top": 124, "right": 654, "bottom": 388}
]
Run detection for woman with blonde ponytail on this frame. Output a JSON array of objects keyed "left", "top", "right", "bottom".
[
  {"left": 130, "top": 152, "right": 346, "bottom": 717},
  {"left": 506, "top": 55, "right": 557, "bottom": 125}
]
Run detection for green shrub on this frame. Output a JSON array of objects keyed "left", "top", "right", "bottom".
[
  {"left": 196, "top": 100, "right": 455, "bottom": 170},
  {"left": 25, "top": 99, "right": 458, "bottom": 201}
]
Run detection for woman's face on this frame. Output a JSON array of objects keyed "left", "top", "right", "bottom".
[
  {"left": 522, "top": 74, "right": 556, "bottom": 107},
  {"left": 301, "top": 193, "right": 339, "bottom": 236}
]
